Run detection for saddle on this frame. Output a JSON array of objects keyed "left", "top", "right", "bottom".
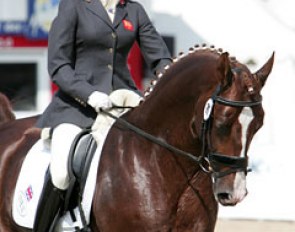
[{"left": 63, "top": 128, "right": 97, "bottom": 226}]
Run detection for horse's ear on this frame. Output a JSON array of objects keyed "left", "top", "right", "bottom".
[
  {"left": 254, "top": 52, "right": 275, "bottom": 87},
  {"left": 217, "top": 52, "right": 233, "bottom": 89}
]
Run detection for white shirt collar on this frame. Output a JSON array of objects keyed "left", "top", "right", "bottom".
[
  {"left": 100, "top": 0, "right": 119, "bottom": 9},
  {"left": 100, "top": 0, "right": 119, "bottom": 22}
]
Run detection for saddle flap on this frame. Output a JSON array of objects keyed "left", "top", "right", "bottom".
[{"left": 64, "top": 130, "right": 97, "bottom": 212}]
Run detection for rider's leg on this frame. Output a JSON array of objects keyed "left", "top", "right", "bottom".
[
  {"left": 50, "top": 123, "right": 82, "bottom": 190},
  {"left": 33, "top": 123, "right": 81, "bottom": 232},
  {"left": 32, "top": 170, "right": 63, "bottom": 232}
]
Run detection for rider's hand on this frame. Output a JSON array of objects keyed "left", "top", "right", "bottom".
[{"left": 87, "top": 91, "right": 112, "bottom": 112}]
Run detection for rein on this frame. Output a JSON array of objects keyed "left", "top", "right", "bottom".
[
  {"left": 101, "top": 85, "right": 261, "bottom": 178},
  {"left": 101, "top": 108, "right": 203, "bottom": 165}
]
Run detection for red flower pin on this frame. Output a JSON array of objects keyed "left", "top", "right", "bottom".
[{"left": 123, "top": 19, "right": 134, "bottom": 31}]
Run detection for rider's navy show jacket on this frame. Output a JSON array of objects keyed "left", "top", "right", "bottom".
[{"left": 36, "top": 0, "right": 172, "bottom": 128}]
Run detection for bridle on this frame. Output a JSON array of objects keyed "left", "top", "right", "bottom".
[
  {"left": 101, "top": 85, "right": 262, "bottom": 179},
  {"left": 200, "top": 84, "right": 262, "bottom": 178}
]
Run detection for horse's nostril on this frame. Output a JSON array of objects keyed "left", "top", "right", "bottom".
[{"left": 217, "top": 192, "right": 231, "bottom": 201}]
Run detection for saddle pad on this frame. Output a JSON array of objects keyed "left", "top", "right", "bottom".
[
  {"left": 12, "top": 140, "right": 51, "bottom": 228},
  {"left": 12, "top": 129, "right": 111, "bottom": 230}
]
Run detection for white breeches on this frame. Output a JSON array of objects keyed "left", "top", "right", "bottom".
[{"left": 50, "top": 123, "right": 82, "bottom": 190}]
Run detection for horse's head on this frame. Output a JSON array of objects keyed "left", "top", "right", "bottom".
[
  {"left": 198, "top": 51, "right": 274, "bottom": 206},
  {"left": 142, "top": 46, "right": 274, "bottom": 207}
]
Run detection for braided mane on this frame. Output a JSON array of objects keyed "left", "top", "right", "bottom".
[{"left": 144, "top": 44, "right": 238, "bottom": 98}]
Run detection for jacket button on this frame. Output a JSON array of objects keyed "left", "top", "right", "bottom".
[
  {"left": 109, "top": 48, "right": 113, "bottom": 53},
  {"left": 111, "top": 32, "right": 116, "bottom": 39},
  {"left": 107, "top": 64, "right": 113, "bottom": 70}
]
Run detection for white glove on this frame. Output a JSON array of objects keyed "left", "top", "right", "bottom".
[{"left": 87, "top": 91, "right": 112, "bottom": 112}]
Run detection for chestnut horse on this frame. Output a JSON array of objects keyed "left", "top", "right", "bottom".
[{"left": 0, "top": 47, "right": 274, "bottom": 231}]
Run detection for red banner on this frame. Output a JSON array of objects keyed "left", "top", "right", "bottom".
[
  {"left": 127, "top": 42, "right": 143, "bottom": 90},
  {"left": 0, "top": 35, "right": 47, "bottom": 48}
]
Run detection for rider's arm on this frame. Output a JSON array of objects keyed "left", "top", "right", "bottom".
[
  {"left": 47, "top": 0, "right": 97, "bottom": 103},
  {"left": 135, "top": 2, "right": 172, "bottom": 75}
]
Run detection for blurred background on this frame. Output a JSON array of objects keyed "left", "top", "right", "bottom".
[{"left": 1, "top": 0, "right": 295, "bottom": 230}]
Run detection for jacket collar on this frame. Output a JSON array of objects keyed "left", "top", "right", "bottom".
[
  {"left": 84, "top": 0, "right": 112, "bottom": 27},
  {"left": 113, "top": 3, "right": 127, "bottom": 28},
  {"left": 84, "top": 0, "right": 127, "bottom": 29}
]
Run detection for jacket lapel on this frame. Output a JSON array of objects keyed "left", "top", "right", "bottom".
[
  {"left": 84, "top": 0, "right": 113, "bottom": 29},
  {"left": 113, "top": 4, "right": 128, "bottom": 28}
]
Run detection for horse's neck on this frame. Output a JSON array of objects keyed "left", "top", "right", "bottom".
[
  {"left": 125, "top": 83, "right": 205, "bottom": 180},
  {"left": 125, "top": 52, "right": 222, "bottom": 177},
  {"left": 132, "top": 69, "right": 213, "bottom": 147},
  {"left": 131, "top": 95, "right": 195, "bottom": 147},
  {"left": 124, "top": 100, "right": 205, "bottom": 199},
  {"left": 117, "top": 55, "right": 220, "bottom": 201}
]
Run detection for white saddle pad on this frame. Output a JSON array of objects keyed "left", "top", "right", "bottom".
[
  {"left": 12, "top": 131, "right": 109, "bottom": 231},
  {"left": 12, "top": 140, "right": 51, "bottom": 226}
]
